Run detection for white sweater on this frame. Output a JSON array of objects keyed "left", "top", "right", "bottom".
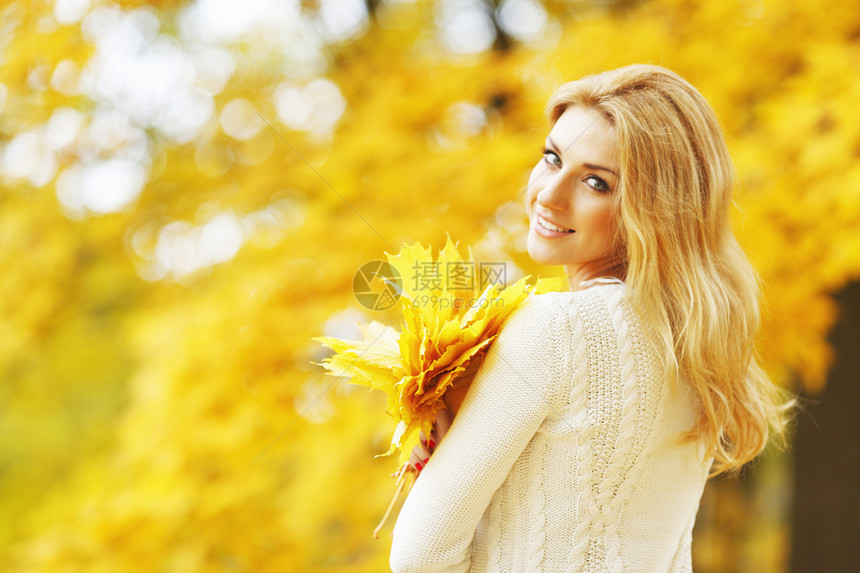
[{"left": 390, "top": 280, "right": 712, "bottom": 572}]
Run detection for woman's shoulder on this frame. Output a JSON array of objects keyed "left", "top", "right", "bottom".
[
  {"left": 533, "top": 279, "right": 628, "bottom": 322},
  {"left": 544, "top": 280, "right": 648, "bottom": 363},
  {"left": 489, "top": 290, "right": 576, "bottom": 364},
  {"left": 501, "top": 282, "right": 625, "bottom": 350},
  {"left": 501, "top": 279, "right": 630, "bottom": 344}
]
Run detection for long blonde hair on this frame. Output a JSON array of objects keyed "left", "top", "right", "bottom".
[{"left": 546, "top": 64, "right": 792, "bottom": 475}]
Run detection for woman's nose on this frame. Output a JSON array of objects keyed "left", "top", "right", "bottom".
[{"left": 535, "top": 173, "right": 569, "bottom": 211}]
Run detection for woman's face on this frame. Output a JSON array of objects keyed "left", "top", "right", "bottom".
[{"left": 526, "top": 105, "right": 621, "bottom": 287}]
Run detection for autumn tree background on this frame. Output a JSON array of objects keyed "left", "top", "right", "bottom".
[{"left": 2, "top": 0, "right": 858, "bottom": 570}]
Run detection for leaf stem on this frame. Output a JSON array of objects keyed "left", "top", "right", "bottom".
[{"left": 373, "top": 463, "right": 412, "bottom": 539}]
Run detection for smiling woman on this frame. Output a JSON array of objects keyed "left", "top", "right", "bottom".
[
  {"left": 389, "top": 64, "right": 793, "bottom": 573},
  {"left": 526, "top": 105, "right": 623, "bottom": 289}
]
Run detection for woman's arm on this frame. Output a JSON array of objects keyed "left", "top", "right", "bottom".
[{"left": 389, "top": 294, "right": 564, "bottom": 573}]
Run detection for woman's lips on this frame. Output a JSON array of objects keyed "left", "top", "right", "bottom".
[{"left": 535, "top": 215, "right": 574, "bottom": 237}]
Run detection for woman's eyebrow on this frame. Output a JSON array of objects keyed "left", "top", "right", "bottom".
[
  {"left": 583, "top": 163, "right": 618, "bottom": 178},
  {"left": 546, "top": 136, "right": 618, "bottom": 178}
]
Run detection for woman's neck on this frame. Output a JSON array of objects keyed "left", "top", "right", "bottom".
[{"left": 564, "top": 260, "right": 626, "bottom": 291}]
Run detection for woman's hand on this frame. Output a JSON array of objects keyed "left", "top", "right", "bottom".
[
  {"left": 408, "top": 407, "right": 453, "bottom": 473},
  {"left": 442, "top": 358, "right": 482, "bottom": 416}
]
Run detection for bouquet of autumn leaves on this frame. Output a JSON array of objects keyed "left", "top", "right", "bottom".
[{"left": 312, "top": 235, "right": 564, "bottom": 536}]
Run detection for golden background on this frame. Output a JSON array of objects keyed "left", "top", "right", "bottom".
[{"left": 2, "top": 0, "right": 857, "bottom": 570}]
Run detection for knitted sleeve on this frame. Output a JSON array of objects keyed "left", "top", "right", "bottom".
[{"left": 389, "top": 293, "right": 565, "bottom": 573}]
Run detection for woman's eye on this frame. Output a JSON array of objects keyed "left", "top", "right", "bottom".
[
  {"left": 585, "top": 175, "right": 610, "bottom": 193},
  {"left": 541, "top": 148, "right": 561, "bottom": 167}
]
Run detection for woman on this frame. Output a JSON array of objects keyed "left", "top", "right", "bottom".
[{"left": 389, "top": 64, "right": 791, "bottom": 572}]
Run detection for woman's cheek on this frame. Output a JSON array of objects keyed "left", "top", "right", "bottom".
[
  {"left": 527, "top": 164, "right": 544, "bottom": 191},
  {"left": 524, "top": 177, "right": 537, "bottom": 214}
]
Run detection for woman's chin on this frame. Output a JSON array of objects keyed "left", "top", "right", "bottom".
[{"left": 526, "top": 241, "right": 563, "bottom": 267}]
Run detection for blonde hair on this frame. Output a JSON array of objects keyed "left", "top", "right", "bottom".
[{"left": 546, "top": 64, "right": 793, "bottom": 475}]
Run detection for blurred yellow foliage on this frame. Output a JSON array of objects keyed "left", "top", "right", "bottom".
[{"left": 1, "top": 0, "right": 858, "bottom": 571}]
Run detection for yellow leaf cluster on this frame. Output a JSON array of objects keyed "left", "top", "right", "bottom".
[{"left": 314, "top": 234, "right": 565, "bottom": 465}]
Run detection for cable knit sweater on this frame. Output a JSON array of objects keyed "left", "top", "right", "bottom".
[{"left": 389, "top": 279, "right": 712, "bottom": 572}]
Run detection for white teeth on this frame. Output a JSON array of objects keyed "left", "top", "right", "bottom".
[{"left": 538, "top": 216, "right": 573, "bottom": 233}]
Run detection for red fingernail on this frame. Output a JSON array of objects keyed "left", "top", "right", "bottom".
[
  {"left": 415, "top": 462, "right": 423, "bottom": 471},
  {"left": 423, "top": 458, "right": 430, "bottom": 465},
  {"left": 428, "top": 440, "right": 435, "bottom": 449}
]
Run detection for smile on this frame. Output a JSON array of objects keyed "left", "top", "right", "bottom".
[{"left": 537, "top": 215, "right": 574, "bottom": 233}]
